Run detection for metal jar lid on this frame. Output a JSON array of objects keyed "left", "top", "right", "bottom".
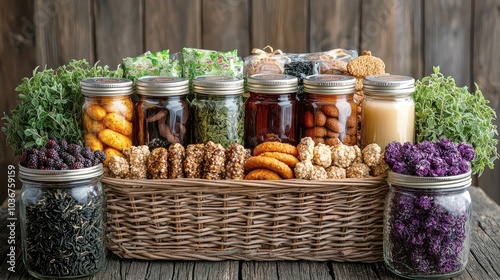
[
  {"left": 136, "top": 76, "right": 189, "bottom": 96},
  {"left": 387, "top": 170, "right": 472, "bottom": 190},
  {"left": 363, "top": 74, "right": 415, "bottom": 95},
  {"left": 19, "top": 164, "right": 103, "bottom": 183},
  {"left": 303, "top": 74, "right": 356, "bottom": 94},
  {"left": 81, "top": 77, "right": 133, "bottom": 96},
  {"left": 247, "top": 74, "right": 298, "bottom": 94},
  {"left": 193, "top": 75, "right": 244, "bottom": 95}
]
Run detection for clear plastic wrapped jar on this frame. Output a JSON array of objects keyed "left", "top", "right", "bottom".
[
  {"left": 302, "top": 74, "right": 357, "bottom": 146},
  {"left": 191, "top": 75, "right": 244, "bottom": 147},
  {"left": 19, "top": 165, "right": 106, "bottom": 279},
  {"left": 361, "top": 75, "right": 415, "bottom": 149},
  {"left": 81, "top": 78, "right": 134, "bottom": 164},
  {"left": 135, "top": 76, "right": 190, "bottom": 149},
  {"left": 384, "top": 171, "right": 472, "bottom": 279},
  {"left": 245, "top": 74, "right": 298, "bottom": 150}
]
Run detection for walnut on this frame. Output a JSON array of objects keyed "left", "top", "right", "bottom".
[
  {"left": 298, "top": 137, "right": 315, "bottom": 161},
  {"left": 326, "top": 166, "right": 346, "bottom": 179},
  {"left": 346, "top": 162, "right": 370, "bottom": 178},
  {"left": 184, "top": 144, "right": 205, "bottom": 178},
  {"left": 168, "top": 143, "right": 185, "bottom": 178},
  {"left": 313, "top": 143, "right": 332, "bottom": 168},
  {"left": 310, "top": 165, "right": 328, "bottom": 180},
  {"left": 371, "top": 156, "right": 389, "bottom": 177},
  {"left": 108, "top": 155, "right": 129, "bottom": 179},
  {"left": 331, "top": 143, "right": 356, "bottom": 168},
  {"left": 362, "top": 143, "right": 382, "bottom": 166},
  {"left": 147, "top": 147, "right": 169, "bottom": 179},
  {"left": 294, "top": 160, "right": 315, "bottom": 180}
]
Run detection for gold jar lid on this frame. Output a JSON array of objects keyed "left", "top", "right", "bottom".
[
  {"left": 303, "top": 74, "right": 356, "bottom": 94},
  {"left": 81, "top": 77, "right": 133, "bottom": 96},
  {"left": 193, "top": 75, "right": 244, "bottom": 95},
  {"left": 136, "top": 76, "right": 189, "bottom": 96},
  {"left": 247, "top": 74, "right": 298, "bottom": 94},
  {"left": 363, "top": 74, "right": 415, "bottom": 95}
]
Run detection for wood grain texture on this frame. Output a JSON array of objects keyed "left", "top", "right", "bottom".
[
  {"left": 34, "top": 0, "right": 93, "bottom": 67},
  {"left": 473, "top": 0, "right": 500, "bottom": 205},
  {"left": 0, "top": 0, "right": 36, "bottom": 204},
  {"left": 309, "top": 0, "right": 361, "bottom": 52},
  {"left": 251, "top": 0, "right": 308, "bottom": 53},
  {"left": 423, "top": 0, "right": 472, "bottom": 87},
  {"left": 360, "top": 0, "right": 423, "bottom": 78},
  {"left": 145, "top": 0, "right": 201, "bottom": 53},
  {"left": 94, "top": 0, "right": 143, "bottom": 66},
  {"left": 202, "top": 0, "right": 250, "bottom": 55}
]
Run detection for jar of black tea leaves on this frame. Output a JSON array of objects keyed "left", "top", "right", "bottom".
[
  {"left": 19, "top": 164, "right": 106, "bottom": 279},
  {"left": 384, "top": 171, "right": 472, "bottom": 279}
]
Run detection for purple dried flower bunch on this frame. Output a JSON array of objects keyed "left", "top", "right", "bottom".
[
  {"left": 384, "top": 138, "right": 475, "bottom": 177},
  {"left": 387, "top": 191, "right": 469, "bottom": 274}
]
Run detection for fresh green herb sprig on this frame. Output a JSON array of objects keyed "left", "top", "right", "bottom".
[
  {"left": 2, "top": 59, "right": 123, "bottom": 156},
  {"left": 414, "top": 66, "right": 498, "bottom": 175}
]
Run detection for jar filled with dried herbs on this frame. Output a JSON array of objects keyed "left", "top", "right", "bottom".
[
  {"left": 19, "top": 164, "right": 106, "bottom": 279},
  {"left": 135, "top": 76, "right": 190, "bottom": 149},
  {"left": 245, "top": 74, "right": 298, "bottom": 150},
  {"left": 191, "top": 76, "right": 244, "bottom": 147}
]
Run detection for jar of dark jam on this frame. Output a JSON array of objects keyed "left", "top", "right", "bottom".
[
  {"left": 302, "top": 74, "right": 357, "bottom": 146},
  {"left": 135, "top": 76, "right": 190, "bottom": 149},
  {"left": 245, "top": 74, "right": 298, "bottom": 150}
]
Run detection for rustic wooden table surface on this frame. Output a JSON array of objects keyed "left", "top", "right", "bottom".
[{"left": 1, "top": 186, "right": 499, "bottom": 280}]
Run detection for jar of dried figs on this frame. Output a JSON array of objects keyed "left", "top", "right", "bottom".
[
  {"left": 135, "top": 76, "right": 190, "bottom": 149},
  {"left": 245, "top": 74, "right": 298, "bottom": 150},
  {"left": 302, "top": 74, "right": 357, "bottom": 146},
  {"left": 361, "top": 74, "right": 415, "bottom": 150},
  {"left": 191, "top": 75, "right": 244, "bottom": 147},
  {"left": 81, "top": 78, "right": 134, "bottom": 165}
]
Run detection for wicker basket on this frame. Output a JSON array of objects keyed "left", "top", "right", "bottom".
[{"left": 103, "top": 176, "right": 388, "bottom": 262}]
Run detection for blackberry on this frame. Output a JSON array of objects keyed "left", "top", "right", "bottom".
[
  {"left": 46, "top": 149, "right": 59, "bottom": 160},
  {"left": 19, "top": 150, "right": 30, "bottom": 166},
  {"left": 67, "top": 144, "right": 82, "bottom": 156},
  {"left": 45, "top": 139, "right": 60, "bottom": 152},
  {"left": 74, "top": 154, "right": 85, "bottom": 163},
  {"left": 26, "top": 154, "right": 39, "bottom": 169},
  {"left": 94, "top": 150, "right": 106, "bottom": 162},
  {"left": 53, "top": 159, "right": 64, "bottom": 169},
  {"left": 60, "top": 163, "right": 69, "bottom": 170},
  {"left": 83, "top": 159, "right": 93, "bottom": 168},
  {"left": 71, "top": 162, "right": 84, "bottom": 169},
  {"left": 92, "top": 158, "right": 101, "bottom": 166},
  {"left": 38, "top": 152, "right": 49, "bottom": 167},
  {"left": 62, "top": 154, "right": 76, "bottom": 166},
  {"left": 58, "top": 139, "right": 69, "bottom": 151},
  {"left": 82, "top": 147, "right": 94, "bottom": 160}
]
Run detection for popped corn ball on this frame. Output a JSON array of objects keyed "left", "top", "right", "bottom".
[
  {"left": 108, "top": 155, "right": 129, "bottom": 179},
  {"left": 346, "top": 162, "right": 370, "bottom": 178},
  {"left": 311, "top": 165, "right": 328, "bottom": 180},
  {"left": 370, "top": 156, "right": 389, "bottom": 177},
  {"left": 331, "top": 143, "right": 357, "bottom": 168},
  {"left": 326, "top": 166, "right": 347, "bottom": 179},
  {"left": 294, "top": 160, "right": 315, "bottom": 179},
  {"left": 298, "top": 137, "right": 315, "bottom": 161},
  {"left": 123, "top": 145, "right": 150, "bottom": 179},
  {"left": 353, "top": 145, "right": 363, "bottom": 163},
  {"left": 362, "top": 143, "right": 382, "bottom": 166},
  {"left": 313, "top": 143, "right": 332, "bottom": 168}
]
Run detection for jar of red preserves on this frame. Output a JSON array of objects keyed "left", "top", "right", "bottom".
[
  {"left": 302, "top": 74, "right": 357, "bottom": 146},
  {"left": 245, "top": 74, "right": 298, "bottom": 150},
  {"left": 135, "top": 76, "right": 190, "bottom": 149}
]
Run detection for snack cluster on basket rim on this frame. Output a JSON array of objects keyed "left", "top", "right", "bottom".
[{"left": 384, "top": 138, "right": 475, "bottom": 177}]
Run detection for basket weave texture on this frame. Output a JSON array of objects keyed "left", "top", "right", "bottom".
[{"left": 103, "top": 176, "right": 388, "bottom": 262}]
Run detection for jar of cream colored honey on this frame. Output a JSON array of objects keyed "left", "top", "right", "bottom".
[{"left": 361, "top": 74, "right": 415, "bottom": 150}]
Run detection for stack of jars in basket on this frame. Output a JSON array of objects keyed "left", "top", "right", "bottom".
[{"left": 81, "top": 73, "right": 415, "bottom": 179}]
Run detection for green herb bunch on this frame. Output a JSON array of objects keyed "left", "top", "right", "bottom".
[
  {"left": 2, "top": 59, "right": 123, "bottom": 156},
  {"left": 414, "top": 66, "right": 498, "bottom": 175}
]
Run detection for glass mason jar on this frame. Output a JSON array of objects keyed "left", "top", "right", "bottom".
[
  {"left": 191, "top": 75, "right": 244, "bottom": 147},
  {"left": 245, "top": 74, "right": 298, "bottom": 150},
  {"left": 19, "top": 165, "right": 106, "bottom": 279},
  {"left": 135, "top": 76, "right": 190, "bottom": 149},
  {"left": 384, "top": 171, "right": 472, "bottom": 279},
  {"left": 302, "top": 74, "right": 357, "bottom": 146},
  {"left": 361, "top": 74, "right": 415, "bottom": 150},
  {"left": 81, "top": 78, "right": 134, "bottom": 164}
]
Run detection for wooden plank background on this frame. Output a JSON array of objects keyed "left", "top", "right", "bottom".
[{"left": 1, "top": 0, "right": 499, "bottom": 204}]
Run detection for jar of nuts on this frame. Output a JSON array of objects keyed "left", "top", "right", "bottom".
[
  {"left": 245, "top": 74, "right": 298, "bottom": 150},
  {"left": 302, "top": 74, "right": 357, "bottom": 146},
  {"left": 135, "top": 76, "right": 190, "bottom": 149},
  {"left": 81, "top": 78, "right": 134, "bottom": 165}
]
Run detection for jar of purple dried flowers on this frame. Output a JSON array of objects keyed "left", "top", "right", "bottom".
[{"left": 384, "top": 170, "right": 472, "bottom": 279}]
